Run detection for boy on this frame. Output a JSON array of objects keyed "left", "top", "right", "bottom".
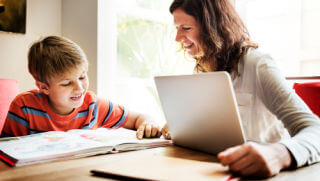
[{"left": 1, "top": 36, "right": 162, "bottom": 139}]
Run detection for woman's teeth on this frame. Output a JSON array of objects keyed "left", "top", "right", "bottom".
[{"left": 184, "top": 43, "right": 193, "bottom": 48}]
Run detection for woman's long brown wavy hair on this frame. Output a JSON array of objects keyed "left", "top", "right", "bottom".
[{"left": 170, "top": 0, "right": 258, "bottom": 76}]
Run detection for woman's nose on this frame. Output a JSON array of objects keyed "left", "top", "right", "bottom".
[{"left": 175, "top": 29, "right": 183, "bottom": 43}]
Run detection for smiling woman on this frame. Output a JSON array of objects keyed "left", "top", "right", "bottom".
[{"left": 161, "top": 0, "right": 320, "bottom": 178}]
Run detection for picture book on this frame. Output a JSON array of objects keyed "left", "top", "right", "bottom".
[{"left": 0, "top": 128, "right": 172, "bottom": 167}]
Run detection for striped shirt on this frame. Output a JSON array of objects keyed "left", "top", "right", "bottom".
[{"left": 1, "top": 89, "right": 129, "bottom": 137}]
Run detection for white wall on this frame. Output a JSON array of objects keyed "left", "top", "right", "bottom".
[
  {"left": 0, "top": 0, "right": 61, "bottom": 92},
  {"left": 62, "top": 0, "right": 118, "bottom": 98},
  {"left": 97, "top": 0, "right": 117, "bottom": 99},
  {"left": 0, "top": 0, "right": 103, "bottom": 94},
  {"left": 62, "top": 0, "right": 98, "bottom": 94}
]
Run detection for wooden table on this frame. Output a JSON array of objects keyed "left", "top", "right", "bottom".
[{"left": 1, "top": 145, "right": 319, "bottom": 181}]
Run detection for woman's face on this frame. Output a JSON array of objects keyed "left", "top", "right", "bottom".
[{"left": 173, "top": 8, "right": 201, "bottom": 57}]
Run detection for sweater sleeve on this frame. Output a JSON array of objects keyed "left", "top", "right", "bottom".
[{"left": 255, "top": 54, "right": 320, "bottom": 167}]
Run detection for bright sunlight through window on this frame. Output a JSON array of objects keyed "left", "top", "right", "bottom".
[
  {"left": 115, "top": 0, "right": 195, "bottom": 124},
  {"left": 235, "top": 0, "right": 320, "bottom": 76}
]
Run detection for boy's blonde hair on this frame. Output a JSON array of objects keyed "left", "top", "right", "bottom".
[{"left": 28, "top": 36, "right": 88, "bottom": 84}]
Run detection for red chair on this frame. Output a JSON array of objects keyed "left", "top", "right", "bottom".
[
  {"left": 293, "top": 82, "right": 320, "bottom": 118},
  {"left": 0, "top": 79, "right": 19, "bottom": 134}
]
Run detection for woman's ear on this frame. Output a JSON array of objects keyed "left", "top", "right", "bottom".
[{"left": 36, "top": 81, "right": 50, "bottom": 95}]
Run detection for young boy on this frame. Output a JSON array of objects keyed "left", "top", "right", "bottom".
[{"left": 1, "top": 35, "right": 162, "bottom": 139}]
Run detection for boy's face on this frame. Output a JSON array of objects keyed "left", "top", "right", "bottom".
[{"left": 39, "top": 66, "right": 89, "bottom": 115}]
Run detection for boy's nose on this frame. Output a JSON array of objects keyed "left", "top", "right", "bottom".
[{"left": 74, "top": 81, "right": 84, "bottom": 91}]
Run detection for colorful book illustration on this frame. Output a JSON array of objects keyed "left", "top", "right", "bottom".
[{"left": 0, "top": 128, "right": 172, "bottom": 166}]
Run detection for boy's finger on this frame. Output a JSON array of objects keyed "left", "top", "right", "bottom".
[
  {"left": 151, "top": 126, "right": 160, "bottom": 137},
  {"left": 157, "top": 128, "right": 162, "bottom": 137},
  {"left": 163, "top": 124, "right": 168, "bottom": 132},
  {"left": 145, "top": 124, "right": 152, "bottom": 138},
  {"left": 165, "top": 132, "right": 171, "bottom": 139},
  {"left": 136, "top": 124, "right": 145, "bottom": 140},
  {"left": 161, "top": 128, "right": 171, "bottom": 139},
  {"left": 161, "top": 128, "right": 167, "bottom": 138}
]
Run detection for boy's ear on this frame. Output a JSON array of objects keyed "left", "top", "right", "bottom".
[{"left": 36, "top": 81, "right": 50, "bottom": 95}]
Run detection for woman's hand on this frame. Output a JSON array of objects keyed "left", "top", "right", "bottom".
[
  {"left": 161, "top": 123, "right": 171, "bottom": 139},
  {"left": 217, "top": 142, "right": 292, "bottom": 178}
]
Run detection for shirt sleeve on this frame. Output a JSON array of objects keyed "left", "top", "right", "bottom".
[
  {"left": 97, "top": 98, "right": 129, "bottom": 129},
  {"left": 1, "top": 98, "right": 30, "bottom": 137},
  {"left": 256, "top": 55, "right": 320, "bottom": 167}
]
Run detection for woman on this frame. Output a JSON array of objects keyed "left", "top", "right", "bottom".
[{"left": 161, "top": 0, "right": 320, "bottom": 178}]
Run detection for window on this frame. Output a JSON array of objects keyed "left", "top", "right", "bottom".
[
  {"left": 115, "top": 0, "right": 194, "bottom": 124},
  {"left": 235, "top": 0, "right": 320, "bottom": 76},
  {"left": 110, "top": 0, "right": 320, "bottom": 124}
]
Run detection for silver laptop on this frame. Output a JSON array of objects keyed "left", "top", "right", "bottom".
[{"left": 154, "top": 71, "right": 246, "bottom": 154}]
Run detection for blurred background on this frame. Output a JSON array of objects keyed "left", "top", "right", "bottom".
[{"left": 0, "top": 0, "right": 319, "bottom": 124}]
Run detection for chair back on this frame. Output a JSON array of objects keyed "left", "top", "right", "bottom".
[
  {"left": 0, "top": 79, "right": 19, "bottom": 134},
  {"left": 293, "top": 82, "right": 320, "bottom": 118}
]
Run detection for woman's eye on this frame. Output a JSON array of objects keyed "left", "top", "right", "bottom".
[
  {"left": 79, "top": 76, "right": 86, "bottom": 80},
  {"left": 182, "top": 27, "right": 191, "bottom": 31}
]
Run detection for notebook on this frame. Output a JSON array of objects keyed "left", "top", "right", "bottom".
[{"left": 154, "top": 71, "right": 246, "bottom": 154}]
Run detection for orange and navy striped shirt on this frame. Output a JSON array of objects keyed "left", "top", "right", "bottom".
[{"left": 1, "top": 89, "right": 129, "bottom": 137}]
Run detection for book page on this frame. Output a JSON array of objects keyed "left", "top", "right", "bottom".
[
  {"left": 0, "top": 128, "right": 171, "bottom": 166},
  {"left": 0, "top": 131, "right": 106, "bottom": 161},
  {"left": 67, "top": 128, "right": 167, "bottom": 146}
]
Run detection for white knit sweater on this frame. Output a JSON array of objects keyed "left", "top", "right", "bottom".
[{"left": 233, "top": 48, "right": 320, "bottom": 167}]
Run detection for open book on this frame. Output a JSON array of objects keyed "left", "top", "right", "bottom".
[{"left": 0, "top": 128, "right": 172, "bottom": 167}]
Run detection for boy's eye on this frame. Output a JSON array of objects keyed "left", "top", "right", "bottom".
[{"left": 61, "top": 82, "right": 71, "bottom": 86}]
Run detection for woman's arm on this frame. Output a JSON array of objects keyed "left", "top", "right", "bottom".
[
  {"left": 256, "top": 55, "right": 320, "bottom": 167},
  {"left": 218, "top": 52, "right": 320, "bottom": 177}
]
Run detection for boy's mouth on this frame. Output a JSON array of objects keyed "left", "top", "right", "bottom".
[{"left": 70, "top": 94, "right": 82, "bottom": 101}]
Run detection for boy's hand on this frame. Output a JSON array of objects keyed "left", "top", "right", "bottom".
[
  {"left": 136, "top": 121, "right": 161, "bottom": 140},
  {"left": 161, "top": 123, "right": 171, "bottom": 139},
  {"left": 122, "top": 111, "right": 162, "bottom": 140}
]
